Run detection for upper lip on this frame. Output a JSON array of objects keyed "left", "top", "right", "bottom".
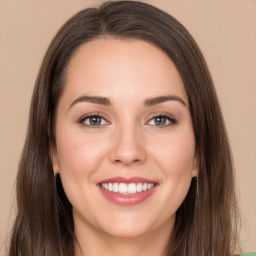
[{"left": 97, "top": 176, "right": 158, "bottom": 184}]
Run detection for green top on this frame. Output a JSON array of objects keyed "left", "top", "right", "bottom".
[{"left": 240, "top": 253, "right": 256, "bottom": 256}]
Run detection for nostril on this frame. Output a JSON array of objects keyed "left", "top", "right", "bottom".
[{"left": 114, "top": 158, "right": 140, "bottom": 164}]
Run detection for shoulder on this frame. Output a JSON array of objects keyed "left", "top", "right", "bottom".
[{"left": 238, "top": 253, "right": 256, "bottom": 256}]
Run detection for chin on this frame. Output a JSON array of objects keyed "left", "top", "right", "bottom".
[
  {"left": 96, "top": 212, "right": 163, "bottom": 239},
  {"left": 102, "top": 223, "right": 152, "bottom": 239}
]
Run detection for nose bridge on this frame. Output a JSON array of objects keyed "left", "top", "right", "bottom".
[{"left": 109, "top": 118, "right": 146, "bottom": 165}]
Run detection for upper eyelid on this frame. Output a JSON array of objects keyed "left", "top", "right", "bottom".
[
  {"left": 147, "top": 112, "right": 176, "bottom": 120},
  {"left": 78, "top": 112, "right": 110, "bottom": 122},
  {"left": 77, "top": 111, "right": 177, "bottom": 124},
  {"left": 78, "top": 114, "right": 110, "bottom": 129},
  {"left": 146, "top": 113, "right": 177, "bottom": 125}
]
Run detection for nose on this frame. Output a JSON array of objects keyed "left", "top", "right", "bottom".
[{"left": 109, "top": 123, "right": 146, "bottom": 166}]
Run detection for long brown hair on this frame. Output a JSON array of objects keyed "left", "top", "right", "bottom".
[{"left": 8, "top": 1, "right": 239, "bottom": 255}]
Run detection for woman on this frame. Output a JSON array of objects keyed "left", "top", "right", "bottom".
[{"left": 7, "top": 1, "right": 249, "bottom": 255}]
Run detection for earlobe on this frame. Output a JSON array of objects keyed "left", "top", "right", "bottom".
[
  {"left": 192, "top": 168, "right": 198, "bottom": 178},
  {"left": 53, "top": 164, "right": 59, "bottom": 176},
  {"left": 50, "top": 144, "right": 59, "bottom": 175},
  {"left": 192, "top": 154, "right": 199, "bottom": 178}
]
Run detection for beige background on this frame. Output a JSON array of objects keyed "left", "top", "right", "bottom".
[{"left": 0, "top": 0, "right": 255, "bottom": 254}]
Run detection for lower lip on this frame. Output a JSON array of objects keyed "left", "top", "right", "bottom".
[{"left": 99, "top": 186, "right": 157, "bottom": 205}]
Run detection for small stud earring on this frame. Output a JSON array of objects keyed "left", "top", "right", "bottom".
[{"left": 53, "top": 164, "right": 58, "bottom": 176}]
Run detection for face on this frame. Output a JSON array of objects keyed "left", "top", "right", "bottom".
[{"left": 52, "top": 38, "right": 197, "bottom": 240}]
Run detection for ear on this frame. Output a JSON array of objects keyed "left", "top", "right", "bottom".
[
  {"left": 191, "top": 152, "right": 199, "bottom": 178},
  {"left": 192, "top": 167, "right": 198, "bottom": 178},
  {"left": 50, "top": 143, "right": 60, "bottom": 174}
]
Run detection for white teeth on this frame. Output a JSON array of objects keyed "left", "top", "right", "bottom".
[
  {"left": 119, "top": 183, "right": 128, "bottom": 194},
  {"left": 108, "top": 183, "right": 113, "bottom": 191},
  {"left": 136, "top": 183, "right": 143, "bottom": 192},
  {"left": 148, "top": 183, "right": 154, "bottom": 189},
  {"left": 113, "top": 183, "right": 119, "bottom": 192},
  {"left": 102, "top": 183, "right": 108, "bottom": 189},
  {"left": 142, "top": 183, "right": 148, "bottom": 191},
  {"left": 101, "top": 182, "right": 155, "bottom": 194},
  {"left": 128, "top": 183, "right": 136, "bottom": 194}
]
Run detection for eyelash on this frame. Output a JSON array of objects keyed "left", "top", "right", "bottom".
[
  {"left": 78, "top": 112, "right": 110, "bottom": 128},
  {"left": 78, "top": 112, "right": 177, "bottom": 128},
  {"left": 147, "top": 113, "right": 177, "bottom": 127}
]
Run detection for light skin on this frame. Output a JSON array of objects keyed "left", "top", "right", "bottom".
[{"left": 52, "top": 38, "right": 197, "bottom": 256}]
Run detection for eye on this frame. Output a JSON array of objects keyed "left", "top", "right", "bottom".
[
  {"left": 79, "top": 114, "right": 109, "bottom": 127},
  {"left": 147, "top": 114, "right": 177, "bottom": 127}
]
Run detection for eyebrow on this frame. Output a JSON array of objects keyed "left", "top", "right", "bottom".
[
  {"left": 144, "top": 95, "right": 186, "bottom": 107},
  {"left": 69, "top": 94, "right": 186, "bottom": 110},
  {"left": 69, "top": 96, "right": 111, "bottom": 110}
]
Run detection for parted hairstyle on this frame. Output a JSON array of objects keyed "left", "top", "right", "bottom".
[{"left": 8, "top": 1, "right": 239, "bottom": 255}]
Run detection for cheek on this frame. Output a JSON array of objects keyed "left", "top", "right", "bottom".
[
  {"left": 54, "top": 126, "right": 111, "bottom": 212},
  {"left": 55, "top": 125, "right": 109, "bottom": 179},
  {"left": 152, "top": 133, "right": 196, "bottom": 177},
  {"left": 149, "top": 131, "right": 196, "bottom": 207}
]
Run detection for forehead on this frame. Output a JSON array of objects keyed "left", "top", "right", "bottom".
[{"left": 63, "top": 38, "right": 188, "bottom": 105}]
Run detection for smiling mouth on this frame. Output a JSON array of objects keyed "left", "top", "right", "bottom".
[
  {"left": 100, "top": 182, "right": 156, "bottom": 195},
  {"left": 97, "top": 176, "right": 159, "bottom": 205}
]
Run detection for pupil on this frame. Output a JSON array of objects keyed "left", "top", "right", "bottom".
[
  {"left": 89, "top": 116, "right": 101, "bottom": 125},
  {"left": 155, "top": 116, "right": 166, "bottom": 125}
]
